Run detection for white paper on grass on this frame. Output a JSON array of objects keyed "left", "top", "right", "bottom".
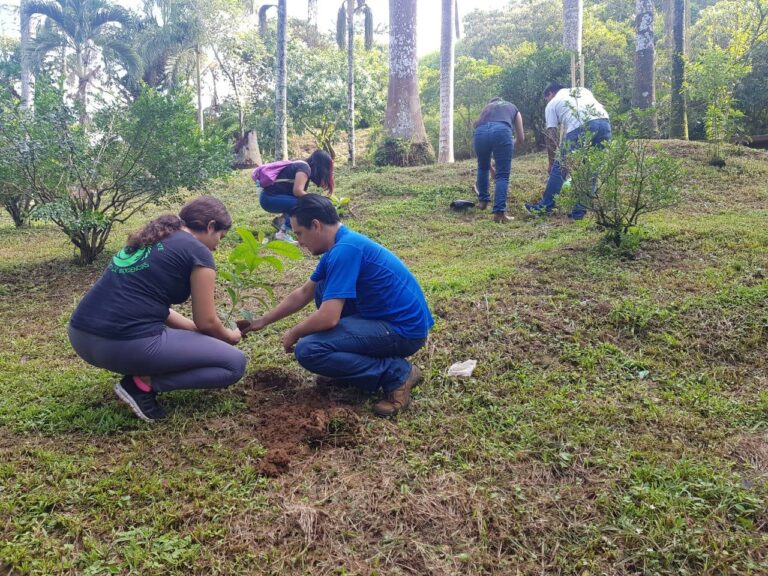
[{"left": 446, "top": 359, "right": 478, "bottom": 377}]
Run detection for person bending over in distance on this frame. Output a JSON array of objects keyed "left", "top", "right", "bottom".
[
  {"left": 242, "top": 194, "right": 434, "bottom": 417},
  {"left": 473, "top": 96, "right": 525, "bottom": 223},
  {"left": 68, "top": 196, "right": 247, "bottom": 422},
  {"left": 525, "top": 83, "right": 611, "bottom": 220},
  {"left": 257, "top": 149, "right": 335, "bottom": 243}
]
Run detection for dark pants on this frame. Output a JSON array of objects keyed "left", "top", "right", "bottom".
[
  {"left": 68, "top": 325, "right": 247, "bottom": 393},
  {"left": 541, "top": 118, "right": 612, "bottom": 212},
  {"left": 259, "top": 190, "right": 296, "bottom": 229},
  {"left": 294, "top": 283, "right": 426, "bottom": 393},
  {"left": 473, "top": 121, "right": 515, "bottom": 214}
]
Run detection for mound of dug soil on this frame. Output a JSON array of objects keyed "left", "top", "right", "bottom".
[{"left": 241, "top": 371, "right": 361, "bottom": 477}]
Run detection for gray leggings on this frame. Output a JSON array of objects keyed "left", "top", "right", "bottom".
[{"left": 68, "top": 325, "right": 247, "bottom": 393}]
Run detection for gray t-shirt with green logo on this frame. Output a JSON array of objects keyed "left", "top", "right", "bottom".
[{"left": 70, "top": 231, "right": 215, "bottom": 340}]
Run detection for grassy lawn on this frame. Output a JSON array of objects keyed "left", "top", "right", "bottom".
[{"left": 1, "top": 141, "right": 767, "bottom": 575}]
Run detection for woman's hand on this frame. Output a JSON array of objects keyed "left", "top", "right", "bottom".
[{"left": 226, "top": 328, "right": 242, "bottom": 345}]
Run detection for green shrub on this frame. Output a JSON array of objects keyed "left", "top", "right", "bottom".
[{"left": 563, "top": 136, "right": 683, "bottom": 247}]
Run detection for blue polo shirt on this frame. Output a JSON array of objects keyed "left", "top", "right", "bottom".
[{"left": 310, "top": 226, "right": 434, "bottom": 339}]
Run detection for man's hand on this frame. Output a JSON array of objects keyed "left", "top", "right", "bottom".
[
  {"left": 238, "top": 316, "right": 268, "bottom": 337},
  {"left": 282, "top": 328, "right": 299, "bottom": 353}
]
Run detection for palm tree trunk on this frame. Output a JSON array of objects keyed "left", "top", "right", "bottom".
[
  {"left": 308, "top": 0, "right": 318, "bottom": 30},
  {"left": 275, "top": 0, "right": 288, "bottom": 159},
  {"left": 384, "top": 0, "right": 433, "bottom": 165},
  {"left": 196, "top": 45, "right": 204, "bottom": 132},
  {"left": 669, "top": 0, "right": 688, "bottom": 139},
  {"left": 347, "top": 0, "right": 356, "bottom": 167},
  {"left": 633, "top": 0, "right": 658, "bottom": 136},
  {"left": 20, "top": 0, "right": 32, "bottom": 109},
  {"left": 438, "top": 0, "right": 455, "bottom": 163}
]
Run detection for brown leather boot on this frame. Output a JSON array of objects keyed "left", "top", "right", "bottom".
[
  {"left": 493, "top": 212, "right": 514, "bottom": 223},
  {"left": 476, "top": 200, "right": 489, "bottom": 210},
  {"left": 373, "top": 365, "right": 422, "bottom": 417}
]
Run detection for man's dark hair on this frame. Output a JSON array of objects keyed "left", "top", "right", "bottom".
[
  {"left": 489, "top": 96, "right": 503, "bottom": 104},
  {"left": 543, "top": 83, "right": 564, "bottom": 97},
  {"left": 289, "top": 193, "right": 340, "bottom": 228}
]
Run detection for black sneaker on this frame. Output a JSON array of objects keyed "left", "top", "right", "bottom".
[{"left": 114, "top": 375, "right": 167, "bottom": 422}]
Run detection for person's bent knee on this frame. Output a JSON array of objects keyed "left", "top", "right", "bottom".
[
  {"left": 294, "top": 337, "right": 330, "bottom": 372},
  {"left": 221, "top": 348, "right": 248, "bottom": 388}
]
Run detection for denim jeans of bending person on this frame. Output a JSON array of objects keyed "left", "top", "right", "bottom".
[
  {"left": 473, "top": 121, "right": 514, "bottom": 214},
  {"left": 541, "top": 118, "right": 612, "bottom": 214},
  {"left": 295, "top": 281, "right": 425, "bottom": 393},
  {"left": 259, "top": 190, "right": 297, "bottom": 229}
]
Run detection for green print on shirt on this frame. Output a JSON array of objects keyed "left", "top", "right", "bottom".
[{"left": 110, "top": 245, "right": 153, "bottom": 273}]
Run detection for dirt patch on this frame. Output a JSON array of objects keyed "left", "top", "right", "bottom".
[
  {"left": 254, "top": 389, "right": 360, "bottom": 477},
  {"left": 234, "top": 371, "right": 362, "bottom": 477}
]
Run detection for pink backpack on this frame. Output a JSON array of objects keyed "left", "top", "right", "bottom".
[{"left": 251, "top": 160, "right": 295, "bottom": 188}]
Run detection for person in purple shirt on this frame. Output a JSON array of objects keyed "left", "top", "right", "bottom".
[{"left": 242, "top": 194, "right": 434, "bottom": 417}]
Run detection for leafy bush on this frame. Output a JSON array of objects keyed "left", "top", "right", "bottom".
[
  {"left": 563, "top": 136, "right": 683, "bottom": 246},
  {"left": 0, "top": 83, "right": 230, "bottom": 263}
]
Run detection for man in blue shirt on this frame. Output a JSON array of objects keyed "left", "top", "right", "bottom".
[{"left": 244, "top": 194, "right": 434, "bottom": 417}]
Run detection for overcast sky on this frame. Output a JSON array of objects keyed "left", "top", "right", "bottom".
[{"left": 0, "top": 0, "right": 513, "bottom": 56}]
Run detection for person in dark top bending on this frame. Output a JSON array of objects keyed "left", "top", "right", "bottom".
[
  {"left": 68, "top": 196, "right": 246, "bottom": 422},
  {"left": 473, "top": 97, "right": 525, "bottom": 222},
  {"left": 258, "top": 149, "right": 335, "bottom": 243}
]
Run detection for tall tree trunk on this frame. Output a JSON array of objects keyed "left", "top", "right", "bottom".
[
  {"left": 633, "top": 0, "right": 658, "bottom": 136},
  {"left": 669, "top": 0, "right": 688, "bottom": 139},
  {"left": 75, "top": 48, "right": 88, "bottom": 124},
  {"left": 196, "top": 45, "right": 204, "bottom": 132},
  {"left": 438, "top": 0, "right": 455, "bottom": 163},
  {"left": 20, "top": 0, "right": 32, "bottom": 109},
  {"left": 308, "top": 0, "right": 318, "bottom": 30},
  {"left": 275, "top": 0, "right": 288, "bottom": 159},
  {"left": 347, "top": 0, "right": 356, "bottom": 167},
  {"left": 563, "top": 0, "right": 584, "bottom": 86},
  {"left": 384, "top": 0, "right": 433, "bottom": 165}
]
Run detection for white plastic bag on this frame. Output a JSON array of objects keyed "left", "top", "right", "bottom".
[{"left": 446, "top": 359, "right": 477, "bottom": 377}]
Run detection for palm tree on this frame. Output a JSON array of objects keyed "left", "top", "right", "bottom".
[
  {"left": 22, "top": 0, "right": 140, "bottom": 121},
  {"left": 562, "top": 0, "right": 584, "bottom": 86},
  {"left": 20, "top": 0, "right": 33, "bottom": 109},
  {"left": 438, "top": 0, "right": 459, "bottom": 163},
  {"left": 337, "top": 0, "right": 373, "bottom": 167},
  {"left": 383, "top": 0, "right": 433, "bottom": 165},
  {"left": 633, "top": 0, "right": 658, "bottom": 136},
  {"left": 669, "top": 0, "right": 688, "bottom": 139},
  {"left": 259, "top": 1, "right": 287, "bottom": 159}
]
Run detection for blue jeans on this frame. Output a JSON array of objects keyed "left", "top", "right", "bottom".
[
  {"left": 473, "top": 122, "right": 514, "bottom": 214},
  {"left": 297, "top": 282, "right": 424, "bottom": 392},
  {"left": 541, "top": 118, "right": 612, "bottom": 211},
  {"left": 294, "top": 315, "right": 426, "bottom": 393},
  {"left": 259, "top": 190, "right": 297, "bottom": 229}
]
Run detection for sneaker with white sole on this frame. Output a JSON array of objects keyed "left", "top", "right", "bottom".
[
  {"left": 114, "top": 375, "right": 166, "bottom": 422},
  {"left": 274, "top": 229, "right": 298, "bottom": 244}
]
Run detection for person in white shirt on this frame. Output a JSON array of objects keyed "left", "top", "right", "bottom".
[{"left": 525, "top": 83, "right": 611, "bottom": 219}]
